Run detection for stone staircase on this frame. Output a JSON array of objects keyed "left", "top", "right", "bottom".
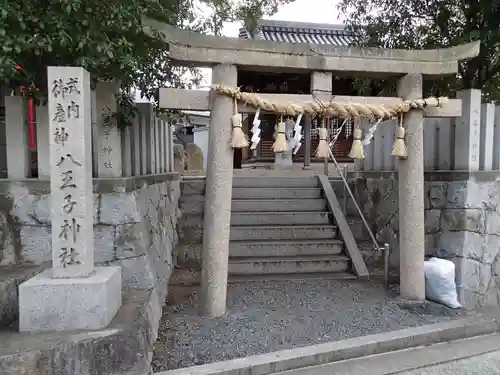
[
  {"left": 229, "top": 176, "right": 354, "bottom": 279},
  {"left": 174, "top": 175, "right": 369, "bottom": 285}
]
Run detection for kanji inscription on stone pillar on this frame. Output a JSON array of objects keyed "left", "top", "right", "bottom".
[{"left": 48, "top": 66, "right": 94, "bottom": 278}]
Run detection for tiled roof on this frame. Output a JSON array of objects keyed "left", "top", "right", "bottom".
[{"left": 239, "top": 19, "right": 355, "bottom": 46}]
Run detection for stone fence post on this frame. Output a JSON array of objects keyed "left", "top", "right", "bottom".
[
  {"left": 95, "top": 81, "right": 122, "bottom": 177},
  {"left": 480, "top": 102, "right": 495, "bottom": 171},
  {"left": 454, "top": 89, "right": 481, "bottom": 171},
  {"left": 5, "top": 96, "right": 30, "bottom": 179},
  {"left": 36, "top": 105, "right": 50, "bottom": 179}
]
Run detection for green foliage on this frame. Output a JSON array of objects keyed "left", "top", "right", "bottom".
[
  {"left": 0, "top": 0, "right": 292, "bottom": 103},
  {"left": 338, "top": 0, "right": 500, "bottom": 101}
]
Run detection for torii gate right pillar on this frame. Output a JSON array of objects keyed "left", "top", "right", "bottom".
[{"left": 397, "top": 73, "right": 426, "bottom": 301}]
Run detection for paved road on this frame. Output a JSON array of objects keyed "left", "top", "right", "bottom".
[
  {"left": 395, "top": 350, "right": 500, "bottom": 375},
  {"left": 288, "top": 332, "right": 500, "bottom": 375}
]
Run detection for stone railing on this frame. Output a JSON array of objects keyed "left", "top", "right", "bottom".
[
  {"left": 0, "top": 83, "right": 174, "bottom": 180},
  {"left": 357, "top": 89, "right": 497, "bottom": 173}
]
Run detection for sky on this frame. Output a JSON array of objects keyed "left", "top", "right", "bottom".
[
  {"left": 135, "top": 0, "right": 343, "bottom": 101},
  {"left": 222, "top": 0, "right": 344, "bottom": 38},
  {"left": 206, "top": 0, "right": 344, "bottom": 85}
]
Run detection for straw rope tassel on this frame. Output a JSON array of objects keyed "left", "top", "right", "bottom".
[
  {"left": 348, "top": 123, "right": 365, "bottom": 160},
  {"left": 391, "top": 114, "right": 407, "bottom": 158},
  {"left": 231, "top": 98, "right": 249, "bottom": 148},
  {"left": 273, "top": 116, "right": 288, "bottom": 152},
  {"left": 315, "top": 127, "right": 329, "bottom": 159}
]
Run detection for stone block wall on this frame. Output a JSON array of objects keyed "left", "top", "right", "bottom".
[
  {"left": 0, "top": 173, "right": 181, "bottom": 324},
  {"left": 354, "top": 171, "right": 500, "bottom": 309}
]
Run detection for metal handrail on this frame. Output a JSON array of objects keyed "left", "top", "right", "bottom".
[
  {"left": 327, "top": 148, "right": 380, "bottom": 253},
  {"left": 326, "top": 147, "right": 391, "bottom": 288},
  {"left": 173, "top": 128, "right": 188, "bottom": 147}
]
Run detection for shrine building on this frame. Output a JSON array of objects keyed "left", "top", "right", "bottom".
[{"left": 236, "top": 20, "right": 357, "bottom": 167}]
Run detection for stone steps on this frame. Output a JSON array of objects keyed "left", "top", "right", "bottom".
[
  {"left": 232, "top": 176, "right": 320, "bottom": 188},
  {"left": 230, "top": 239, "right": 344, "bottom": 257},
  {"left": 176, "top": 175, "right": 365, "bottom": 281},
  {"left": 231, "top": 211, "right": 332, "bottom": 226},
  {"left": 232, "top": 187, "right": 322, "bottom": 200},
  {"left": 230, "top": 225, "right": 338, "bottom": 241},
  {"left": 228, "top": 255, "right": 351, "bottom": 275},
  {"left": 180, "top": 177, "right": 345, "bottom": 195},
  {"left": 228, "top": 176, "right": 350, "bottom": 278},
  {"left": 231, "top": 199, "right": 327, "bottom": 212},
  {"left": 228, "top": 272, "right": 356, "bottom": 282},
  {"left": 180, "top": 197, "right": 329, "bottom": 214},
  {"left": 169, "top": 268, "right": 356, "bottom": 287}
]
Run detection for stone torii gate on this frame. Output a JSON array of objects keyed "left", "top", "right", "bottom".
[{"left": 146, "top": 19, "right": 480, "bottom": 317}]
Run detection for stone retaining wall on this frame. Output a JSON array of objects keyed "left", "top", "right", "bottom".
[
  {"left": 177, "top": 172, "right": 500, "bottom": 309},
  {"left": 0, "top": 173, "right": 181, "bottom": 326},
  {"left": 355, "top": 171, "right": 500, "bottom": 308}
]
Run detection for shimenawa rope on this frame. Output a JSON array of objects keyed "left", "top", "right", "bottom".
[
  {"left": 215, "top": 85, "right": 448, "bottom": 120},
  {"left": 215, "top": 84, "right": 448, "bottom": 160}
]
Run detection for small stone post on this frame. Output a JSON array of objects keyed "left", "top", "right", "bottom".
[
  {"left": 5, "top": 95, "right": 30, "bottom": 178},
  {"left": 169, "top": 124, "right": 175, "bottom": 172},
  {"left": 303, "top": 115, "right": 312, "bottom": 168},
  {"left": 200, "top": 64, "right": 237, "bottom": 317},
  {"left": 36, "top": 105, "right": 50, "bottom": 179},
  {"left": 19, "top": 67, "right": 122, "bottom": 332},
  {"left": 454, "top": 90, "right": 481, "bottom": 171},
  {"left": 311, "top": 72, "right": 333, "bottom": 173},
  {"left": 96, "top": 81, "right": 122, "bottom": 177},
  {"left": 480, "top": 103, "right": 495, "bottom": 171},
  {"left": 396, "top": 74, "right": 426, "bottom": 301}
]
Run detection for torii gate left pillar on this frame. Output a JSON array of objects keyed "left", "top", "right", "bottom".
[{"left": 200, "top": 64, "right": 237, "bottom": 317}]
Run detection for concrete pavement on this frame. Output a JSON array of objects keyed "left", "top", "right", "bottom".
[{"left": 396, "top": 349, "right": 500, "bottom": 375}]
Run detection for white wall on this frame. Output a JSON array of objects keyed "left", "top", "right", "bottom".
[{"left": 193, "top": 127, "right": 209, "bottom": 170}]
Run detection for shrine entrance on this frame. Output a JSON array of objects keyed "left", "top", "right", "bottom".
[{"left": 147, "top": 18, "right": 479, "bottom": 317}]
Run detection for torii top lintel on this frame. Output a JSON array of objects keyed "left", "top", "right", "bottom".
[{"left": 144, "top": 18, "right": 480, "bottom": 77}]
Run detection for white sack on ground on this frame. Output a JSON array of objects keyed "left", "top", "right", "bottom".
[{"left": 424, "top": 257, "right": 462, "bottom": 309}]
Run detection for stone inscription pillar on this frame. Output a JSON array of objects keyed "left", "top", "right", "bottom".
[
  {"left": 18, "top": 67, "right": 122, "bottom": 332},
  {"left": 397, "top": 74, "right": 426, "bottom": 301},
  {"left": 200, "top": 64, "right": 237, "bottom": 317}
]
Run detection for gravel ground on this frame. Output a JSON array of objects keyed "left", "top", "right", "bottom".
[{"left": 152, "top": 279, "right": 466, "bottom": 372}]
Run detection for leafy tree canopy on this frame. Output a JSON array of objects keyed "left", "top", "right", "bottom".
[
  {"left": 338, "top": 0, "right": 500, "bottom": 101},
  {"left": 0, "top": 0, "right": 293, "bottom": 101}
]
